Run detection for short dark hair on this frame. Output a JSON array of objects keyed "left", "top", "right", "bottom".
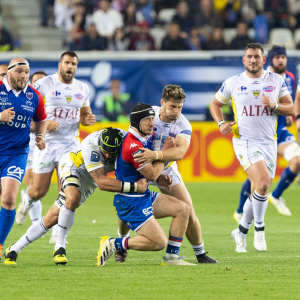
[
  {"left": 30, "top": 70, "right": 47, "bottom": 83},
  {"left": 244, "top": 43, "right": 264, "bottom": 54},
  {"left": 60, "top": 51, "right": 78, "bottom": 62},
  {"left": 162, "top": 84, "right": 186, "bottom": 103}
]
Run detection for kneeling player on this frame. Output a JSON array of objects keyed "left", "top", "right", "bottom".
[
  {"left": 4, "top": 127, "right": 148, "bottom": 265},
  {"left": 98, "top": 103, "right": 195, "bottom": 266}
]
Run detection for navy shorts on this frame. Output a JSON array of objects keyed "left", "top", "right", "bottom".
[
  {"left": 114, "top": 191, "right": 159, "bottom": 232},
  {"left": 0, "top": 153, "right": 28, "bottom": 184},
  {"left": 277, "top": 128, "right": 295, "bottom": 146}
]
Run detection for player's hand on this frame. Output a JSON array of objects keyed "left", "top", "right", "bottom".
[
  {"left": 0, "top": 107, "right": 15, "bottom": 122},
  {"left": 285, "top": 116, "right": 293, "bottom": 127},
  {"left": 220, "top": 122, "right": 236, "bottom": 135},
  {"left": 161, "top": 136, "right": 175, "bottom": 151},
  {"left": 47, "top": 120, "right": 60, "bottom": 132},
  {"left": 136, "top": 178, "right": 148, "bottom": 193},
  {"left": 35, "top": 136, "right": 46, "bottom": 150},
  {"left": 134, "top": 148, "right": 156, "bottom": 165},
  {"left": 84, "top": 112, "right": 96, "bottom": 125},
  {"left": 156, "top": 175, "right": 173, "bottom": 190},
  {"left": 262, "top": 92, "right": 275, "bottom": 109}
]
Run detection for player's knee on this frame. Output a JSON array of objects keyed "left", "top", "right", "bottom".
[
  {"left": 65, "top": 196, "right": 80, "bottom": 210},
  {"left": 177, "top": 202, "right": 190, "bottom": 219},
  {"left": 30, "top": 185, "right": 48, "bottom": 200},
  {"left": 156, "top": 235, "right": 168, "bottom": 250},
  {"left": 290, "top": 157, "right": 300, "bottom": 172},
  {"left": 256, "top": 180, "right": 271, "bottom": 195},
  {"left": 1, "top": 196, "right": 15, "bottom": 209}
]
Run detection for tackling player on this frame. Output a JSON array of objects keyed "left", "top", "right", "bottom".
[
  {"left": 234, "top": 45, "right": 300, "bottom": 222},
  {"left": 210, "top": 43, "right": 294, "bottom": 253},
  {"left": 4, "top": 127, "right": 148, "bottom": 265},
  {"left": 0, "top": 64, "right": 8, "bottom": 81},
  {"left": 98, "top": 103, "right": 195, "bottom": 266},
  {"left": 0, "top": 58, "right": 47, "bottom": 261},
  {"left": 118, "top": 85, "right": 218, "bottom": 264},
  {"left": 16, "top": 51, "right": 96, "bottom": 245}
]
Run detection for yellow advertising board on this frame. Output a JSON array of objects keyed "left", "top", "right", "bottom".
[{"left": 50, "top": 122, "right": 297, "bottom": 183}]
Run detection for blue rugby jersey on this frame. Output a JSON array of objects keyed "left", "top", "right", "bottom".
[{"left": 0, "top": 76, "right": 47, "bottom": 154}]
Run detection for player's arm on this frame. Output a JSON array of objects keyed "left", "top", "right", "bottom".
[
  {"left": 138, "top": 160, "right": 165, "bottom": 182},
  {"left": 89, "top": 166, "right": 148, "bottom": 193},
  {"left": 262, "top": 93, "right": 294, "bottom": 116},
  {"left": 294, "top": 89, "right": 300, "bottom": 131},
  {"left": 80, "top": 106, "right": 96, "bottom": 126}
]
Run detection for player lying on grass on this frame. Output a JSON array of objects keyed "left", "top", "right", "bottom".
[
  {"left": 98, "top": 103, "right": 196, "bottom": 266},
  {"left": 3, "top": 127, "right": 149, "bottom": 265}
]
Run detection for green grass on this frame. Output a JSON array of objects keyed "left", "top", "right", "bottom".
[{"left": 2, "top": 182, "right": 300, "bottom": 300}]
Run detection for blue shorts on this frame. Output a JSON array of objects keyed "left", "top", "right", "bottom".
[
  {"left": 277, "top": 128, "right": 295, "bottom": 146},
  {"left": 0, "top": 153, "right": 28, "bottom": 184},
  {"left": 114, "top": 191, "right": 159, "bottom": 232}
]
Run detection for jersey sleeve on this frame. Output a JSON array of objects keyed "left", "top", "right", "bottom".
[
  {"left": 176, "top": 119, "right": 192, "bottom": 142},
  {"left": 82, "top": 82, "right": 90, "bottom": 107},
  {"left": 81, "top": 144, "right": 105, "bottom": 172},
  {"left": 32, "top": 89, "right": 47, "bottom": 122},
  {"left": 279, "top": 76, "right": 290, "bottom": 99},
  {"left": 33, "top": 77, "right": 47, "bottom": 97},
  {"left": 215, "top": 79, "right": 232, "bottom": 104}
]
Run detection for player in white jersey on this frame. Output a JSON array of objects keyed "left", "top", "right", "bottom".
[
  {"left": 16, "top": 52, "right": 96, "bottom": 246},
  {"left": 4, "top": 128, "right": 149, "bottom": 265},
  {"left": 118, "top": 85, "right": 218, "bottom": 264},
  {"left": 210, "top": 43, "right": 294, "bottom": 253}
]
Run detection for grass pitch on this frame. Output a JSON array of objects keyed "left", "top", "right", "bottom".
[{"left": 2, "top": 182, "right": 300, "bottom": 300}]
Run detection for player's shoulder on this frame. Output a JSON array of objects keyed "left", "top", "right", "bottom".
[
  {"left": 225, "top": 72, "right": 244, "bottom": 85},
  {"left": 81, "top": 142, "right": 101, "bottom": 159},
  {"left": 33, "top": 74, "right": 55, "bottom": 90},
  {"left": 152, "top": 105, "right": 160, "bottom": 114},
  {"left": 177, "top": 112, "right": 192, "bottom": 130},
  {"left": 122, "top": 133, "right": 143, "bottom": 153},
  {"left": 27, "top": 85, "right": 43, "bottom": 99},
  {"left": 73, "top": 77, "right": 89, "bottom": 92}
]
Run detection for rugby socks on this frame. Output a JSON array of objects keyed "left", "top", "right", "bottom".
[
  {"left": 23, "top": 188, "right": 34, "bottom": 207},
  {"left": 237, "top": 178, "right": 251, "bottom": 213},
  {"left": 55, "top": 205, "right": 75, "bottom": 250},
  {"left": 0, "top": 207, "right": 16, "bottom": 246},
  {"left": 252, "top": 190, "right": 268, "bottom": 230},
  {"left": 11, "top": 218, "right": 49, "bottom": 253},
  {"left": 192, "top": 242, "right": 205, "bottom": 256},
  {"left": 239, "top": 197, "right": 254, "bottom": 237},
  {"left": 52, "top": 224, "right": 58, "bottom": 237},
  {"left": 165, "top": 236, "right": 183, "bottom": 258},
  {"left": 29, "top": 200, "right": 42, "bottom": 223},
  {"left": 117, "top": 228, "right": 130, "bottom": 238},
  {"left": 272, "top": 167, "right": 297, "bottom": 199},
  {"left": 114, "top": 237, "right": 130, "bottom": 251}
]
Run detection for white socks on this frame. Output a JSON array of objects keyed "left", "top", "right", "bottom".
[
  {"left": 252, "top": 190, "right": 268, "bottom": 229},
  {"left": 24, "top": 188, "right": 34, "bottom": 207},
  {"left": 192, "top": 242, "right": 205, "bottom": 255},
  {"left": 52, "top": 224, "right": 58, "bottom": 237},
  {"left": 117, "top": 228, "right": 130, "bottom": 238},
  {"left": 55, "top": 205, "right": 75, "bottom": 250},
  {"left": 11, "top": 218, "right": 50, "bottom": 253},
  {"left": 29, "top": 200, "right": 42, "bottom": 224}
]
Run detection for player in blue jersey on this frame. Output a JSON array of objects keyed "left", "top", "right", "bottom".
[
  {"left": 0, "top": 58, "right": 47, "bottom": 260},
  {"left": 233, "top": 45, "right": 300, "bottom": 223},
  {"left": 0, "top": 64, "right": 8, "bottom": 81},
  {"left": 98, "top": 103, "right": 196, "bottom": 266}
]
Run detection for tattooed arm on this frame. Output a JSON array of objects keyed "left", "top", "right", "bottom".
[{"left": 89, "top": 167, "right": 122, "bottom": 192}]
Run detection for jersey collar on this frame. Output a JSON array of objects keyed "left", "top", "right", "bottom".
[
  {"left": 129, "top": 127, "right": 147, "bottom": 143},
  {"left": 3, "top": 75, "right": 28, "bottom": 97}
]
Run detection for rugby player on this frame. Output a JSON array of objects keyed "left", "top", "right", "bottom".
[
  {"left": 210, "top": 43, "right": 294, "bottom": 252},
  {"left": 4, "top": 127, "right": 148, "bottom": 265},
  {"left": 0, "top": 64, "right": 8, "bottom": 81}
]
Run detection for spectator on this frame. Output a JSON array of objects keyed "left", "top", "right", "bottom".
[
  {"left": 111, "top": 0, "right": 127, "bottom": 12},
  {"left": 93, "top": 0, "right": 123, "bottom": 38},
  {"left": 193, "top": 0, "right": 223, "bottom": 42},
  {"left": 187, "top": 0, "right": 200, "bottom": 13},
  {"left": 136, "top": 0, "right": 155, "bottom": 27},
  {"left": 206, "top": 27, "right": 227, "bottom": 50},
  {"left": 230, "top": 22, "right": 255, "bottom": 50},
  {"left": 80, "top": 23, "right": 108, "bottom": 50},
  {"left": 109, "top": 27, "right": 129, "bottom": 50},
  {"left": 172, "top": 1, "right": 194, "bottom": 38},
  {"left": 161, "top": 23, "right": 189, "bottom": 50},
  {"left": 188, "top": 28, "right": 202, "bottom": 50},
  {"left": 102, "top": 79, "right": 131, "bottom": 122},
  {"left": 123, "top": 2, "right": 137, "bottom": 27},
  {"left": 128, "top": 21, "right": 155, "bottom": 50},
  {"left": 0, "top": 19, "right": 13, "bottom": 51},
  {"left": 240, "top": 0, "right": 257, "bottom": 27},
  {"left": 54, "top": 0, "right": 73, "bottom": 28},
  {"left": 265, "top": 0, "right": 289, "bottom": 30},
  {"left": 216, "top": 0, "right": 241, "bottom": 28},
  {"left": 40, "top": 0, "right": 55, "bottom": 27}
]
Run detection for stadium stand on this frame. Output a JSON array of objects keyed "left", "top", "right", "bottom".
[{"left": 269, "top": 28, "right": 296, "bottom": 50}]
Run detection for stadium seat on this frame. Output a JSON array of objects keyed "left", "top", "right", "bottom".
[
  {"left": 150, "top": 27, "right": 167, "bottom": 50},
  {"left": 269, "top": 28, "right": 296, "bottom": 49},
  {"left": 294, "top": 28, "right": 300, "bottom": 45},
  {"left": 248, "top": 28, "right": 255, "bottom": 40},
  {"left": 157, "top": 8, "right": 177, "bottom": 24},
  {"left": 223, "top": 28, "right": 237, "bottom": 45}
]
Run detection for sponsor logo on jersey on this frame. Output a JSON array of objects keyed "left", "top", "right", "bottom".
[
  {"left": 180, "top": 130, "right": 192, "bottom": 135},
  {"left": 66, "top": 95, "right": 72, "bottom": 102},
  {"left": 263, "top": 86, "right": 275, "bottom": 92},
  {"left": 7, "top": 166, "right": 24, "bottom": 180},
  {"left": 130, "top": 143, "right": 139, "bottom": 149},
  {"left": 52, "top": 91, "right": 61, "bottom": 96},
  {"left": 132, "top": 149, "right": 142, "bottom": 157},
  {"left": 75, "top": 94, "right": 84, "bottom": 100},
  {"left": 33, "top": 83, "right": 40, "bottom": 90},
  {"left": 26, "top": 92, "right": 33, "bottom": 100},
  {"left": 61, "top": 164, "right": 65, "bottom": 169},
  {"left": 0, "top": 97, "right": 8, "bottom": 102},
  {"left": 238, "top": 86, "right": 247, "bottom": 92},
  {"left": 252, "top": 90, "right": 261, "bottom": 98},
  {"left": 0, "top": 91, "right": 8, "bottom": 95},
  {"left": 220, "top": 83, "right": 226, "bottom": 92},
  {"left": 282, "top": 82, "right": 287, "bottom": 88},
  {"left": 91, "top": 151, "right": 100, "bottom": 162},
  {"left": 65, "top": 86, "right": 72, "bottom": 90},
  {"left": 26, "top": 100, "right": 32, "bottom": 106},
  {"left": 153, "top": 127, "right": 157, "bottom": 131},
  {"left": 252, "top": 81, "right": 260, "bottom": 84}
]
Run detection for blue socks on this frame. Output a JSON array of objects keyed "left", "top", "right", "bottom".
[
  {"left": 0, "top": 206, "right": 16, "bottom": 246},
  {"left": 237, "top": 178, "right": 251, "bottom": 213},
  {"left": 166, "top": 236, "right": 183, "bottom": 256},
  {"left": 272, "top": 167, "right": 297, "bottom": 199},
  {"left": 114, "top": 237, "right": 130, "bottom": 251}
]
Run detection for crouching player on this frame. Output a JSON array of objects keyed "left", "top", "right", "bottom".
[
  {"left": 4, "top": 127, "right": 148, "bottom": 265},
  {"left": 98, "top": 103, "right": 196, "bottom": 266}
]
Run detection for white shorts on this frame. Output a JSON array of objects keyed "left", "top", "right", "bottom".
[
  {"left": 26, "top": 147, "right": 35, "bottom": 170},
  {"left": 233, "top": 138, "right": 277, "bottom": 178},
  {"left": 33, "top": 141, "right": 79, "bottom": 174},
  {"left": 149, "top": 162, "right": 183, "bottom": 189},
  {"left": 56, "top": 153, "right": 97, "bottom": 207}
]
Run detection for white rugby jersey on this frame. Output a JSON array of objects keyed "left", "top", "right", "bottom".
[
  {"left": 33, "top": 73, "right": 90, "bottom": 144},
  {"left": 215, "top": 70, "right": 289, "bottom": 143}
]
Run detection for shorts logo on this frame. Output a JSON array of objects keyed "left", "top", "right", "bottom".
[
  {"left": 263, "top": 86, "right": 275, "bottom": 92},
  {"left": 39, "top": 162, "right": 51, "bottom": 169},
  {"left": 130, "top": 143, "right": 138, "bottom": 149},
  {"left": 91, "top": 151, "right": 100, "bottom": 162},
  {"left": 26, "top": 92, "right": 33, "bottom": 100},
  {"left": 75, "top": 94, "right": 84, "bottom": 100},
  {"left": 66, "top": 95, "right": 72, "bottom": 102},
  {"left": 7, "top": 166, "right": 24, "bottom": 180},
  {"left": 253, "top": 151, "right": 262, "bottom": 158},
  {"left": 142, "top": 206, "right": 153, "bottom": 216},
  {"left": 61, "top": 164, "right": 65, "bottom": 169},
  {"left": 239, "top": 154, "right": 243, "bottom": 161},
  {"left": 252, "top": 90, "right": 261, "bottom": 98}
]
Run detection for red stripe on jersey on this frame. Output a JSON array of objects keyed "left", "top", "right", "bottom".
[
  {"left": 285, "top": 70, "right": 295, "bottom": 89},
  {"left": 30, "top": 85, "right": 47, "bottom": 122}
]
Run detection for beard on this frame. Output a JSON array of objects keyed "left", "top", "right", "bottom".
[
  {"left": 60, "top": 69, "right": 74, "bottom": 83},
  {"left": 245, "top": 64, "right": 263, "bottom": 75},
  {"left": 272, "top": 64, "right": 286, "bottom": 75},
  {"left": 9, "top": 74, "right": 26, "bottom": 91}
]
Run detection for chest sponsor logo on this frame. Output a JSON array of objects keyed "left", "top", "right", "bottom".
[
  {"left": 0, "top": 97, "right": 8, "bottom": 102},
  {"left": 238, "top": 86, "right": 247, "bottom": 92},
  {"left": 130, "top": 143, "right": 139, "bottom": 149},
  {"left": 263, "top": 86, "right": 275, "bottom": 92},
  {"left": 75, "top": 94, "right": 84, "bottom": 100},
  {"left": 26, "top": 92, "right": 33, "bottom": 100},
  {"left": 252, "top": 90, "right": 261, "bottom": 98},
  {"left": 91, "top": 151, "right": 100, "bottom": 162},
  {"left": 52, "top": 91, "right": 61, "bottom": 96},
  {"left": 0, "top": 91, "right": 8, "bottom": 95},
  {"left": 66, "top": 95, "right": 72, "bottom": 102},
  {"left": 0, "top": 114, "right": 31, "bottom": 129},
  {"left": 26, "top": 100, "right": 32, "bottom": 106},
  {"left": 241, "top": 105, "right": 275, "bottom": 117},
  {"left": 49, "top": 108, "right": 79, "bottom": 119},
  {"left": 7, "top": 166, "right": 24, "bottom": 180}
]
